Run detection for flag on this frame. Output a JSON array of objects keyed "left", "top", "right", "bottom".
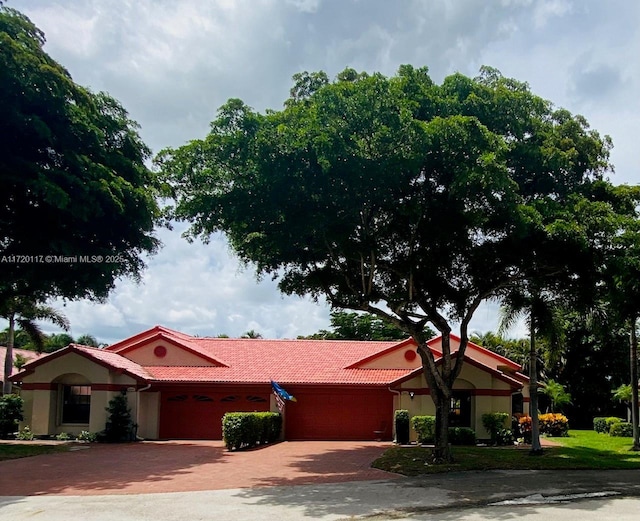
[{"left": 271, "top": 380, "right": 297, "bottom": 402}]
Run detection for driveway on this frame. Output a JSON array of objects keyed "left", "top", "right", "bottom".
[{"left": 0, "top": 440, "right": 398, "bottom": 496}]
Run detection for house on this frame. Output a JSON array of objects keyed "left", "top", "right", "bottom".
[{"left": 11, "top": 326, "right": 529, "bottom": 441}]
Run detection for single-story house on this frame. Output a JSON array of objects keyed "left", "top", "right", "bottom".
[{"left": 11, "top": 326, "right": 530, "bottom": 441}]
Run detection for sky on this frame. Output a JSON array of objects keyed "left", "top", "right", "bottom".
[{"left": 5, "top": 0, "right": 640, "bottom": 345}]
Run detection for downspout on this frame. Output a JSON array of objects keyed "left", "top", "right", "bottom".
[
  {"left": 136, "top": 382, "right": 152, "bottom": 439},
  {"left": 388, "top": 386, "right": 402, "bottom": 441}
]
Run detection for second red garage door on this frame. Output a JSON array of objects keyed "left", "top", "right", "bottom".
[{"left": 284, "top": 386, "right": 393, "bottom": 440}]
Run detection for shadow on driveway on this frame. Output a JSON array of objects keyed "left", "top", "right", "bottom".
[{"left": 0, "top": 440, "right": 397, "bottom": 496}]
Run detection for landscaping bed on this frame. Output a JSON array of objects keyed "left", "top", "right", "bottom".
[{"left": 372, "top": 430, "right": 640, "bottom": 475}]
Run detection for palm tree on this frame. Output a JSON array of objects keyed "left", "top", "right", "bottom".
[
  {"left": 499, "top": 288, "right": 565, "bottom": 455},
  {"left": 1, "top": 298, "right": 70, "bottom": 394},
  {"left": 540, "top": 379, "right": 572, "bottom": 413}
]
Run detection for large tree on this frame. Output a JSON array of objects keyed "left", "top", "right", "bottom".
[
  {"left": 158, "top": 65, "right": 618, "bottom": 461},
  {"left": 0, "top": 7, "right": 160, "bottom": 304},
  {"left": 301, "top": 310, "right": 422, "bottom": 341}
]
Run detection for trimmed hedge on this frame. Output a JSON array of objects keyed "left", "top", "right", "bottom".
[
  {"left": 222, "top": 412, "right": 281, "bottom": 450},
  {"left": 593, "top": 416, "right": 624, "bottom": 434},
  {"left": 411, "top": 415, "right": 436, "bottom": 444},
  {"left": 395, "top": 410, "right": 410, "bottom": 444},
  {"left": 610, "top": 421, "right": 634, "bottom": 437},
  {"left": 448, "top": 427, "right": 476, "bottom": 445},
  {"left": 481, "top": 412, "right": 511, "bottom": 445}
]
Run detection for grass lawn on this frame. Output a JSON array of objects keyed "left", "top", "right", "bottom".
[
  {"left": 372, "top": 430, "right": 640, "bottom": 476},
  {"left": 0, "top": 443, "right": 70, "bottom": 462}
]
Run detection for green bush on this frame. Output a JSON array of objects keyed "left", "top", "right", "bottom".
[
  {"left": 495, "top": 428, "right": 515, "bottom": 446},
  {"left": 593, "top": 417, "right": 608, "bottom": 433},
  {"left": 222, "top": 412, "right": 281, "bottom": 450},
  {"left": 102, "top": 393, "right": 136, "bottom": 442},
  {"left": 448, "top": 427, "right": 476, "bottom": 445},
  {"left": 55, "top": 432, "right": 71, "bottom": 441},
  {"left": 394, "top": 410, "right": 410, "bottom": 444},
  {"left": 605, "top": 417, "right": 624, "bottom": 432},
  {"left": 16, "top": 425, "right": 34, "bottom": 440},
  {"left": 610, "top": 421, "right": 634, "bottom": 437},
  {"left": 411, "top": 415, "right": 436, "bottom": 444},
  {"left": 77, "top": 430, "right": 98, "bottom": 442},
  {"left": 481, "top": 412, "right": 511, "bottom": 445},
  {"left": 0, "top": 394, "right": 24, "bottom": 439}
]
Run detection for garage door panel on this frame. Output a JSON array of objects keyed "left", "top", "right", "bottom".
[
  {"left": 285, "top": 388, "right": 393, "bottom": 440},
  {"left": 159, "top": 390, "right": 270, "bottom": 439}
]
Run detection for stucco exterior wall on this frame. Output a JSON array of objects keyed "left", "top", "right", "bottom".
[
  {"left": 357, "top": 347, "right": 422, "bottom": 369},
  {"left": 18, "top": 351, "right": 140, "bottom": 437},
  {"left": 137, "top": 391, "right": 160, "bottom": 439},
  {"left": 120, "top": 340, "right": 216, "bottom": 366}
]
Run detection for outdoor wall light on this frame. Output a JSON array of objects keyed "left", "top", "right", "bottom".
[{"left": 409, "top": 391, "right": 415, "bottom": 400}]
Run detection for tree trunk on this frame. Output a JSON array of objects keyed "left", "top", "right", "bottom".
[
  {"left": 432, "top": 388, "right": 452, "bottom": 463},
  {"left": 529, "top": 313, "right": 543, "bottom": 455},
  {"left": 2, "top": 314, "right": 16, "bottom": 395},
  {"left": 630, "top": 316, "right": 639, "bottom": 451}
]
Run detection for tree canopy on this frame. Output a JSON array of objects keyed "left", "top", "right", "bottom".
[
  {"left": 157, "top": 65, "right": 627, "bottom": 460},
  {"left": 301, "top": 310, "right": 424, "bottom": 341},
  {"left": 0, "top": 7, "right": 161, "bottom": 304}
]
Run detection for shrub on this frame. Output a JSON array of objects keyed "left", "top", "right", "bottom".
[
  {"left": 222, "top": 412, "right": 281, "bottom": 450},
  {"left": 0, "top": 394, "right": 24, "bottom": 439},
  {"left": 394, "top": 410, "right": 410, "bottom": 444},
  {"left": 411, "top": 415, "right": 436, "bottom": 444},
  {"left": 518, "top": 415, "right": 532, "bottom": 443},
  {"left": 539, "top": 413, "right": 569, "bottom": 437},
  {"left": 55, "top": 432, "right": 71, "bottom": 441},
  {"left": 495, "top": 428, "right": 515, "bottom": 446},
  {"left": 481, "top": 412, "right": 511, "bottom": 445},
  {"left": 16, "top": 425, "right": 34, "bottom": 440},
  {"left": 448, "top": 427, "right": 476, "bottom": 445},
  {"left": 610, "top": 421, "right": 634, "bottom": 437},
  {"left": 593, "top": 417, "right": 608, "bottom": 433},
  {"left": 77, "top": 430, "right": 98, "bottom": 442},
  {"left": 605, "top": 417, "right": 624, "bottom": 432},
  {"left": 102, "top": 393, "right": 136, "bottom": 442}
]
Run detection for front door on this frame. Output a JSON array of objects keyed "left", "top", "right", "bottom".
[{"left": 449, "top": 391, "right": 472, "bottom": 427}]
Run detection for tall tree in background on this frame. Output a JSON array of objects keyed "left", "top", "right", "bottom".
[
  {"left": 302, "top": 311, "right": 421, "bottom": 340},
  {"left": 499, "top": 289, "right": 566, "bottom": 454},
  {"left": 158, "top": 65, "right": 619, "bottom": 462},
  {"left": 2, "top": 298, "right": 69, "bottom": 394},
  {"left": 0, "top": 7, "right": 161, "bottom": 305}
]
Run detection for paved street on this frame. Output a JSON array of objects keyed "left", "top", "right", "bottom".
[{"left": 1, "top": 468, "right": 640, "bottom": 521}]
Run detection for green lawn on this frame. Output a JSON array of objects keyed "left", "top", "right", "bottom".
[
  {"left": 0, "top": 443, "right": 69, "bottom": 462},
  {"left": 372, "top": 430, "right": 640, "bottom": 476}
]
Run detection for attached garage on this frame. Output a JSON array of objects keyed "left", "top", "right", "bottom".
[
  {"left": 159, "top": 387, "right": 270, "bottom": 439},
  {"left": 284, "top": 386, "right": 394, "bottom": 440}
]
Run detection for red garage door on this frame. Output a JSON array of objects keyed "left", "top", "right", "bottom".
[
  {"left": 159, "top": 389, "right": 270, "bottom": 439},
  {"left": 284, "top": 387, "right": 393, "bottom": 440}
]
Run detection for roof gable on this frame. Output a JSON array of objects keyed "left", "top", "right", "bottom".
[
  {"left": 346, "top": 338, "right": 422, "bottom": 370},
  {"left": 11, "top": 344, "right": 151, "bottom": 383},
  {"left": 106, "top": 326, "right": 228, "bottom": 367},
  {"left": 427, "top": 334, "right": 522, "bottom": 372}
]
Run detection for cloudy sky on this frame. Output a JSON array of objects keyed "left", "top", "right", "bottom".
[{"left": 6, "top": 0, "right": 640, "bottom": 344}]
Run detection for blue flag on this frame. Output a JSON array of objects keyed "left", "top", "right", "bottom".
[{"left": 271, "top": 380, "right": 297, "bottom": 402}]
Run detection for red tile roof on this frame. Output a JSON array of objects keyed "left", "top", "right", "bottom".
[
  {"left": 0, "top": 346, "right": 45, "bottom": 379},
  {"left": 142, "top": 338, "right": 407, "bottom": 385}
]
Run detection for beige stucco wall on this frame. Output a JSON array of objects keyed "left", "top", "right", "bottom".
[
  {"left": 18, "top": 352, "right": 140, "bottom": 437},
  {"left": 122, "top": 340, "right": 215, "bottom": 366},
  {"left": 394, "top": 361, "right": 520, "bottom": 441},
  {"left": 357, "top": 347, "right": 422, "bottom": 369},
  {"left": 137, "top": 391, "right": 160, "bottom": 439}
]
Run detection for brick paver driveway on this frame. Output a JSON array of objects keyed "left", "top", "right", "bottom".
[{"left": 1, "top": 441, "right": 397, "bottom": 496}]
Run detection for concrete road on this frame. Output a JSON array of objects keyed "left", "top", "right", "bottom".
[{"left": 2, "top": 469, "right": 640, "bottom": 521}]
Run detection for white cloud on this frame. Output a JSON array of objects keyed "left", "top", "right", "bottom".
[{"left": 4, "top": 0, "right": 639, "bottom": 345}]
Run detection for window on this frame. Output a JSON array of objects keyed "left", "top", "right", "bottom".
[
  {"left": 62, "top": 385, "right": 91, "bottom": 424},
  {"left": 449, "top": 391, "right": 472, "bottom": 427}
]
